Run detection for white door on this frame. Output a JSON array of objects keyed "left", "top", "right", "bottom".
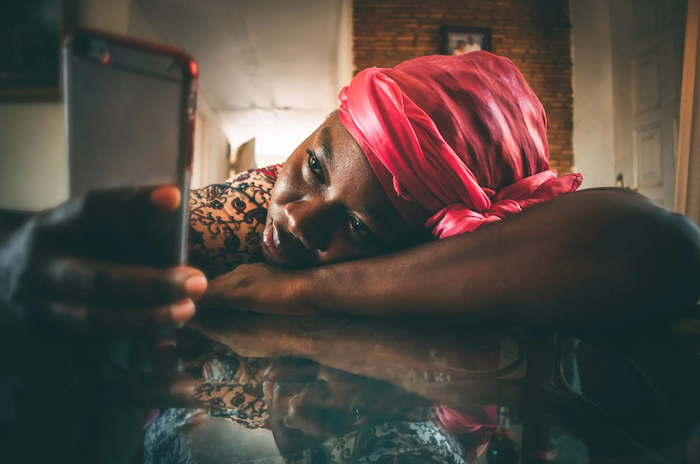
[{"left": 611, "top": 0, "right": 687, "bottom": 209}]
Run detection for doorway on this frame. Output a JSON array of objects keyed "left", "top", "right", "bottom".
[{"left": 611, "top": 0, "right": 687, "bottom": 209}]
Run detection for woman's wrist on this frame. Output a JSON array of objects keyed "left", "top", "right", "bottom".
[
  {"left": 295, "top": 260, "right": 376, "bottom": 317},
  {"left": 290, "top": 267, "right": 323, "bottom": 314}
]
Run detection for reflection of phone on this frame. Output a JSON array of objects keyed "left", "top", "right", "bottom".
[{"left": 64, "top": 29, "right": 197, "bottom": 266}]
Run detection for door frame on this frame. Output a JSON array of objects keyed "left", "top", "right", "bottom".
[{"left": 675, "top": 0, "right": 700, "bottom": 225}]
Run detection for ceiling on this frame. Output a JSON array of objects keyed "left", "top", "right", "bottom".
[{"left": 136, "top": 0, "right": 343, "bottom": 113}]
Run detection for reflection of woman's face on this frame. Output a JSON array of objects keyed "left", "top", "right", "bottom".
[
  {"left": 262, "top": 359, "right": 416, "bottom": 456},
  {"left": 262, "top": 112, "right": 422, "bottom": 268}
]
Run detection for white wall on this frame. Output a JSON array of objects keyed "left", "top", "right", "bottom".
[
  {"left": 569, "top": 0, "right": 616, "bottom": 189},
  {"left": 0, "top": 0, "right": 230, "bottom": 211},
  {"left": 127, "top": 0, "right": 161, "bottom": 43},
  {"left": 220, "top": 0, "right": 353, "bottom": 169},
  {"left": 79, "top": 0, "right": 130, "bottom": 33},
  {"left": 336, "top": 0, "right": 354, "bottom": 96},
  {"left": 219, "top": 109, "right": 328, "bottom": 169},
  {"left": 0, "top": 104, "right": 68, "bottom": 211},
  {"left": 0, "top": 0, "right": 130, "bottom": 212},
  {"left": 191, "top": 98, "right": 231, "bottom": 188},
  {"left": 128, "top": 0, "right": 231, "bottom": 188}
]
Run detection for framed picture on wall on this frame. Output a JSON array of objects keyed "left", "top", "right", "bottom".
[
  {"left": 0, "top": 0, "right": 78, "bottom": 102},
  {"left": 440, "top": 26, "right": 492, "bottom": 56}
]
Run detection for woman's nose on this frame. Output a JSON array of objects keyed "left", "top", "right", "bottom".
[
  {"left": 283, "top": 198, "right": 331, "bottom": 251},
  {"left": 290, "top": 380, "right": 323, "bottom": 408},
  {"left": 283, "top": 388, "right": 324, "bottom": 433}
]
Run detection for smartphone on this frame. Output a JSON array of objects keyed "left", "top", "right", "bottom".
[{"left": 63, "top": 29, "right": 197, "bottom": 267}]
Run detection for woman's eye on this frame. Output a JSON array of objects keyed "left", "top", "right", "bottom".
[
  {"left": 349, "top": 215, "right": 382, "bottom": 247},
  {"left": 306, "top": 149, "right": 325, "bottom": 183},
  {"left": 350, "top": 404, "right": 367, "bottom": 422},
  {"left": 349, "top": 216, "right": 368, "bottom": 237}
]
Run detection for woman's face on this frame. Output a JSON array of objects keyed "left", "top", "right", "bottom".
[
  {"left": 262, "top": 359, "right": 420, "bottom": 456},
  {"left": 263, "top": 112, "right": 419, "bottom": 268}
]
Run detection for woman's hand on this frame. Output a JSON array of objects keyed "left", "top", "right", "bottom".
[
  {"left": 0, "top": 185, "right": 207, "bottom": 335},
  {"left": 199, "top": 262, "right": 317, "bottom": 316}
]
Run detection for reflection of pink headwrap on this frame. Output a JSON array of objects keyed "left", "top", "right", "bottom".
[{"left": 338, "top": 51, "right": 582, "bottom": 239}]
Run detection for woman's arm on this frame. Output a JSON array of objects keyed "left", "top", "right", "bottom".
[
  {"left": 203, "top": 189, "right": 700, "bottom": 327},
  {"left": 189, "top": 312, "right": 500, "bottom": 386}
]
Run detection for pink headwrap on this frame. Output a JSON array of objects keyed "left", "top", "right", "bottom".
[{"left": 338, "top": 51, "right": 582, "bottom": 239}]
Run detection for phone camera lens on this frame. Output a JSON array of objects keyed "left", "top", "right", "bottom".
[{"left": 91, "top": 42, "right": 110, "bottom": 64}]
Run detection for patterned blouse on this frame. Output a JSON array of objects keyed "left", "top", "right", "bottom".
[{"left": 188, "top": 164, "right": 282, "bottom": 280}]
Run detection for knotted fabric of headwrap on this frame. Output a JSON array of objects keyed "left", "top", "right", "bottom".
[{"left": 338, "top": 51, "right": 582, "bottom": 239}]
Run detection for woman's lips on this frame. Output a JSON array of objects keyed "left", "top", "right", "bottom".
[{"left": 262, "top": 223, "right": 291, "bottom": 266}]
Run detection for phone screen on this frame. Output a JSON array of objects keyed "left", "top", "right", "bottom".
[
  {"left": 66, "top": 43, "right": 189, "bottom": 197},
  {"left": 64, "top": 33, "right": 196, "bottom": 267}
]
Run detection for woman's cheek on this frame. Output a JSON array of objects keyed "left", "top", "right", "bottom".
[
  {"left": 270, "top": 175, "right": 298, "bottom": 206},
  {"left": 275, "top": 155, "right": 309, "bottom": 201}
]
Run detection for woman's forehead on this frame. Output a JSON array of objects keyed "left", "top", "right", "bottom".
[
  {"left": 316, "top": 116, "right": 395, "bottom": 214},
  {"left": 318, "top": 112, "right": 363, "bottom": 162},
  {"left": 313, "top": 116, "right": 419, "bottom": 245}
]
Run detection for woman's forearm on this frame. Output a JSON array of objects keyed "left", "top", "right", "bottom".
[
  {"left": 303, "top": 189, "right": 700, "bottom": 326},
  {"left": 194, "top": 313, "right": 490, "bottom": 379}
]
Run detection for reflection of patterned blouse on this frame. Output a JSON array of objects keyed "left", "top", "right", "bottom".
[{"left": 178, "top": 328, "right": 270, "bottom": 429}]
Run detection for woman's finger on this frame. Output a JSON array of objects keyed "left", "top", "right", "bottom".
[
  {"left": 49, "top": 298, "right": 196, "bottom": 335},
  {"left": 37, "top": 185, "right": 180, "bottom": 234},
  {"left": 149, "top": 185, "right": 181, "bottom": 212},
  {"left": 35, "top": 186, "right": 184, "bottom": 267},
  {"left": 41, "top": 258, "right": 207, "bottom": 306}
]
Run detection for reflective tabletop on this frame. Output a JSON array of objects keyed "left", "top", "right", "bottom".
[{"left": 135, "top": 312, "right": 700, "bottom": 464}]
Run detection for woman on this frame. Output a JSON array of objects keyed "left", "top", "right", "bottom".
[
  {"left": 2, "top": 50, "right": 698, "bottom": 463},
  {"left": 2, "top": 51, "right": 699, "bottom": 340}
]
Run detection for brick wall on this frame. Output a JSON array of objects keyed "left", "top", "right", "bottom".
[{"left": 353, "top": 0, "right": 574, "bottom": 174}]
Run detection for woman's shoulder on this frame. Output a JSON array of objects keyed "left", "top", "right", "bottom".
[
  {"left": 191, "top": 164, "right": 283, "bottom": 202},
  {"left": 188, "top": 164, "right": 283, "bottom": 278},
  {"left": 223, "top": 164, "right": 283, "bottom": 191}
]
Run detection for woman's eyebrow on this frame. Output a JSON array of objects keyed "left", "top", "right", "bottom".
[{"left": 319, "top": 127, "right": 334, "bottom": 166}]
